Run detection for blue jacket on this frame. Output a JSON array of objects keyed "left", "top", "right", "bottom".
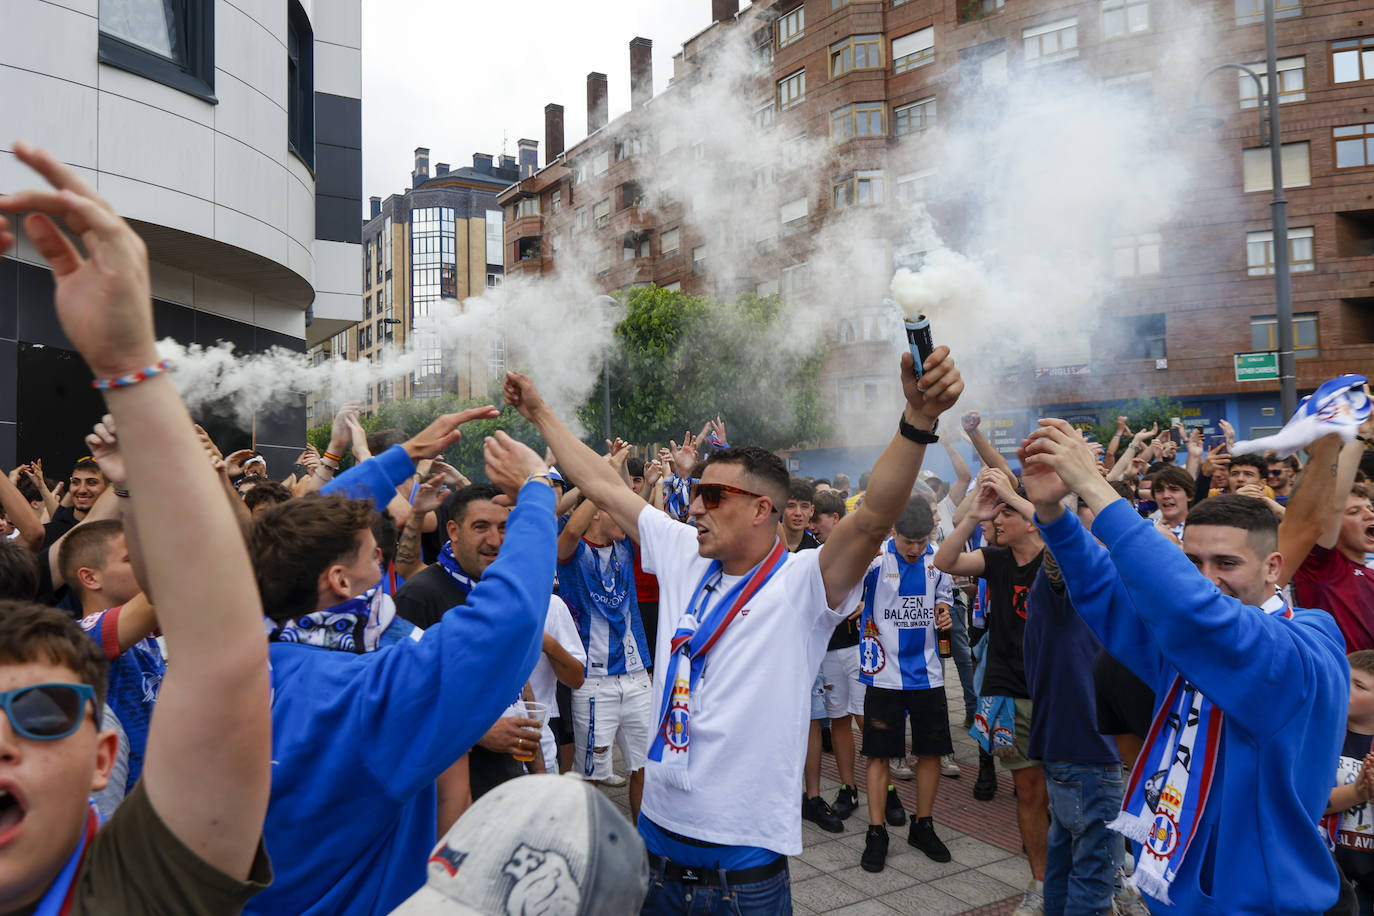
[
  {"left": 1038, "top": 500, "right": 1348, "bottom": 915},
  {"left": 244, "top": 471, "right": 556, "bottom": 916}
]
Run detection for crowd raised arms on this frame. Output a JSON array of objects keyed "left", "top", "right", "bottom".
[{"left": 2, "top": 140, "right": 1374, "bottom": 915}]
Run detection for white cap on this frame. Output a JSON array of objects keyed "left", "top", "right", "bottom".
[{"left": 388, "top": 774, "right": 649, "bottom": 916}]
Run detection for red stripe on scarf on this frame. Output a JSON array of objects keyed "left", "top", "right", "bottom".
[{"left": 1123, "top": 675, "right": 1184, "bottom": 802}]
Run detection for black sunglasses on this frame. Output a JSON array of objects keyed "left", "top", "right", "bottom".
[
  {"left": 0, "top": 683, "right": 97, "bottom": 740},
  {"left": 691, "top": 483, "right": 779, "bottom": 514}
]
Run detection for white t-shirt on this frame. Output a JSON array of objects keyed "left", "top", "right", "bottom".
[
  {"left": 636, "top": 506, "right": 862, "bottom": 855},
  {"left": 529, "top": 595, "right": 586, "bottom": 713},
  {"left": 933, "top": 496, "right": 958, "bottom": 545}
]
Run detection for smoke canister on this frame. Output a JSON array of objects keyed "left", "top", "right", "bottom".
[{"left": 904, "top": 315, "right": 934, "bottom": 379}]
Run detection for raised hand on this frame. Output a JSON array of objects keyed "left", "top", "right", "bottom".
[
  {"left": 898, "top": 347, "right": 963, "bottom": 424},
  {"left": 1218, "top": 418, "right": 1236, "bottom": 445},
  {"left": 430, "top": 460, "right": 470, "bottom": 490},
  {"left": 1131, "top": 422, "right": 1159, "bottom": 447},
  {"left": 410, "top": 475, "right": 449, "bottom": 514},
  {"left": 669, "top": 424, "right": 708, "bottom": 479},
  {"left": 1022, "top": 419, "right": 1117, "bottom": 509},
  {"left": 345, "top": 412, "right": 370, "bottom": 460},
  {"left": 503, "top": 370, "right": 547, "bottom": 421},
  {"left": 194, "top": 425, "right": 224, "bottom": 464},
  {"left": 961, "top": 410, "right": 981, "bottom": 433},
  {"left": 86, "top": 414, "right": 127, "bottom": 487},
  {"left": 224, "top": 448, "right": 254, "bottom": 477},
  {"left": 1115, "top": 416, "right": 1130, "bottom": 437},
  {"left": 483, "top": 430, "right": 551, "bottom": 501},
  {"left": 644, "top": 458, "right": 665, "bottom": 489},
  {"left": 403, "top": 406, "right": 499, "bottom": 461},
  {"left": 1187, "top": 428, "right": 1204, "bottom": 458}
]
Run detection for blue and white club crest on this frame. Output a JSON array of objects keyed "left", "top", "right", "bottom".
[
  {"left": 665, "top": 699, "right": 690, "bottom": 752},
  {"left": 860, "top": 633, "right": 886, "bottom": 676},
  {"left": 1147, "top": 812, "right": 1179, "bottom": 857}
]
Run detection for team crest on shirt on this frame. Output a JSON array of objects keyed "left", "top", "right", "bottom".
[{"left": 859, "top": 618, "right": 886, "bottom": 676}]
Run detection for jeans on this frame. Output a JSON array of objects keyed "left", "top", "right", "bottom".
[
  {"left": 641, "top": 861, "right": 792, "bottom": 915},
  {"left": 1043, "top": 761, "right": 1124, "bottom": 916},
  {"left": 949, "top": 593, "right": 976, "bottom": 722}
]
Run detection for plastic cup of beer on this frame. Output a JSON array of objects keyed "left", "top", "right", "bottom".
[{"left": 512, "top": 700, "right": 550, "bottom": 763}]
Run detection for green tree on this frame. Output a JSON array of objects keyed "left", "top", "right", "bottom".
[{"left": 1092, "top": 395, "right": 1186, "bottom": 457}]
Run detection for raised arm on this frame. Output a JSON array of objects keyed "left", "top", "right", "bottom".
[
  {"left": 0, "top": 142, "right": 267, "bottom": 877},
  {"left": 933, "top": 485, "right": 993, "bottom": 578},
  {"left": 942, "top": 437, "right": 973, "bottom": 505},
  {"left": 394, "top": 475, "right": 448, "bottom": 580},
  {"left": 557, "top": 498, "right": 598, "bottom": 564},
  {"left": 961, "top": 411, "right": 1014, "bottom": 479},
  {"left": 0, "top": 465, "right": 43, "bottom": 552},
  {"left": 819, "top": 348, "right": 963, "bottom": 608}
]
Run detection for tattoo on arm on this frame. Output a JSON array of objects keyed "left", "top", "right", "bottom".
[{"left": 396, "top": 512, "right": 423, "bottom": 566}]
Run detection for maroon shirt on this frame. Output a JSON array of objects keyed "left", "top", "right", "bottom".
[{"left": 1295, "top": 544, "right": 1374, "bottom": 651}]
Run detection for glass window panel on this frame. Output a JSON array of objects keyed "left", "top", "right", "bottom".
[{"left": 101, "top": 0, "right": 176, "bottom": 58}]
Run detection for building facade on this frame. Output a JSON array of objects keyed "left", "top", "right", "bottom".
[
  {"left": 499, "top": 0, "right": 1374, "bottom": 475},
  {"left": 1, "top": 0, "right": 363, "bottom": 473}
]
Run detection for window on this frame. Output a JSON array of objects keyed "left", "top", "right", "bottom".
[
  {"left": 781, "top": 262, "right": 809, "bottom": 299},
  {"left": 98, "top": 0, "right": 215, "bottom": 101},
  {"left": 894, "top": 97, "right": 937, "bottom": 137},
  {"left": 895, "top": 169, "right": 935, "bottom": 203},
  {"left": 485, "top": 210, "right": 503, "bottom": 267},
  {"left": 596, "top": 246, "right": 611, "bottom": 276},
  {"left": 1123, "top": 313, "right": 1166, "bottom": 359},
  {"left": 1239, "top": 57, "right": 1305, "bottom": 108},
  {"left": 517, "top": 237, "right": 541, "bottom": 261},
  {"left": 831, "top": 0, "right": 849, "bottom": 8},
  {"left": 591, "top": 150, "right": 610, "bottom": 175},
  {"left": 1113, "top": 233, "right": 1161, "bottom": 277},
  {"left": 755, "top": 41, "right": 775, "bottom": 69},
  {"left": 1023, "top": 18, "right": 1078, "bottom": 65},
  {"left": 757, "top": 279, "right": 780, "bottom": 297},
  {"left": 754, "top": 102, "right": 776, "bottom": 130},
  {"left": 663, "top": 281, "right": 683, "bottom": 292},
  {"left": 488, "top": 335, "right": 506, "bottom": 379},
  {"left": 624, "top": 233, "right": 651, "bottom": 260},
  {"left": 693, "top": 246, "right": 708, "bottom": 274},
  {"left": 781, "top": 134, "right": 809, "bottom": 169},
  {"left": 332, "top": 330, "right": 347, "bottom": 359},
  {"left": 616, "top": 135, "right": 647, "bottom": 161},
  {"left": 662, "top": 228, "right": 681, "bottom": 257},
  {"left": 1335, "top": 124, "right": 1374, "bottom": 169},
  {"left": 1251, "top": 313, "right": 1318, "bottom": 357},
  {"left": 958, "top": 0, "right": 1005, "bottom": 22},
  {"left": 1332, "top": 37, "right": 1374, "bottom": 83},
  {"left": 286, "top": 1, "right": 314, "bottom": 169},
  {"left": 375, "top": 234, "right": 384, "bottom": 283},
  {"left": 487, "top": 273, "right": 503, "bottom": 288},
  {"left": 363, "top": 295, "right": 371, "bottom": 319},
  {"left": 778, "top": 69, "right": 806, "bottom": 110},
  {"left": 831, "top": 102, "right": 885, "bottom": 140},
  {"left": 1236, "top": 0, "right": 1299, "bottom": 25},
  {"left": 593, "top": 199, "right": 611, "bottom": 229},
  {"left": 838, "top": 376, "right": 891, "bottom": 411},
  {"left": 515, "top": 197, "right": 540, "bottom": 218},
  {"left": 892, "top": 28, "right": 935, "bottom": 74},
  {"left": 575, "top": 206, "right": 588, "bottom": 230},
  {"left": 830, "top": 35, "right": 882, "bottom": 77},
  {"left": 550, "top": 190, "right": 561, "bottom": 215},
  {"left": 780, "top": 197, "right": 809, "bottom": 234},
  {"left": 1336, "top": 210, "right": 1374, "bottom": 257},
  {"left": 1242, "top": 142, "right": 1310, "bottom": 191},
  {"left": 1246, "top": 227, "right": 1315, "bottom": 275},
  {"left": 834, "top": 170, "right": 885, "bottom": 208},
  {"left": 1101, "top": 0, "right": 1149, "bottom": 38},
  {"left": 777, "top": 6, "right": 804, "bottom": 47},
  {"left": 363, "top": 243, "right": 372, "bottom": 287}
]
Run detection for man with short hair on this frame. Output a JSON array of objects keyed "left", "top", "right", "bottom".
[
  {"left": 780, "top": 479, "right": 818, "bottom": 552},
  {"left": 813, "top": 491, "right": 865, "bottom": 820},
  {"left": 1267, "top": 454, "right": 1301, "bottom": 504},
  {"left": 42, "top": 457, "right": 106, "bottom": 548},
  {"left": 1227, "top": 452, "right": 1268, "bottom": 493},
  {"left": 1149, "top": 465, "right": 1195, "bottom": 540}
]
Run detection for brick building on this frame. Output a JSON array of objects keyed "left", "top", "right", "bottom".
[{"left": 502, "top": 0, "right": 1374, "bottom": 474}]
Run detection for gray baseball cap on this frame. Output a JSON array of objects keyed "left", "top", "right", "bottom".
[{"left": 389, "top": 773, "right": 649, "bottom": 916}]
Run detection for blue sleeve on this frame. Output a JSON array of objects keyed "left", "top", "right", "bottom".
[
  {"left": 351, "top": 480, "right": 557, "bottom": 799},
  {"left": 1089, "top": 497, "right": 1345, "bottom": 738},
  {"left": 320, "top": 444, "right": 416, "bottom": 505},
  {"left": 1037, "top": 506, "right": 1165, "bottom": 691}
]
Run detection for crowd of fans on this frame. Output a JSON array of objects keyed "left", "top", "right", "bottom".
[{"left": 3, "top": 142, "right": 1374, "bottom": 916}]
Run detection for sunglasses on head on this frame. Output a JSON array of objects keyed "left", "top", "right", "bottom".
[
  {"left": 0, "top": 683, "right": 97, "bottom": 741},
  {"left": 691, "top": 483, "right": 779, "bottom": 514}
]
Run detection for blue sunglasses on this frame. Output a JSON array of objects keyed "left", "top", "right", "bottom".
[{"left": 0, "top": 683, "right": 98, "bottom": 741}]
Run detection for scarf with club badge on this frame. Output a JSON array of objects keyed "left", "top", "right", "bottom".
[
  {"left": 1111, "top": 589, "right": 1294, "bottom": 904},
  {"left": 266, "top": 584, "right": 401, "bottom": 654}
]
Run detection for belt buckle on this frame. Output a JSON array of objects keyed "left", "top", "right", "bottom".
[{"left": 678, "top": 865, "right": 705, "bottom": 885}]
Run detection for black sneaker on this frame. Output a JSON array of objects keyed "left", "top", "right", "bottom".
[
  {"left": 832, "top": 785, "right": 859, "bottom": 819},
  {"left": 861, "top": 824, "right": 889, "bottom": 873},
  {"left": 973, "top": 750, "right": 998, "bottom": 802},
  {"left": 802, "top": 794, "right": 844, "bottom": 833},
  {"left": 909, "top": 816, "right": 952, "bottom": 862},
  {"left": 884, "top": 786, "right": 906, "bottom": 827}
]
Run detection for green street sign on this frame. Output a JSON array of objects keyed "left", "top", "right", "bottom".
[{"left": 1234, "top": 352, "right": 1279, "bottom": 382}]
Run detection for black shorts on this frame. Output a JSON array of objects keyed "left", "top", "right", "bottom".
[
  {"left": 553, "top": 682, "right": 575, "bottom": 744},
  {"left": 1093, "top": 650, "right": 1156, "bottom": 740},
  {"left": 861, "top": 685, "right": 952, "bottom": 759}
]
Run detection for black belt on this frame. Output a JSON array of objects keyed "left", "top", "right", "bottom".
[{"left": 646, "top": 850, "right": 787, "bottom": 887}]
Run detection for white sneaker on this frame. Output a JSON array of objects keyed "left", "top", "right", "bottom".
[
  {"left": 939, "top": 754, "right": 961, "bottom": 778},
  {"left": 1011, "top": 880, "right": 1044, "bottom": 916},
  {"left": 890, "top": 757, "right": 914, "bottom": 780},
  {"left": 600, "top": 773, "right": 627, "bottom": 787}
]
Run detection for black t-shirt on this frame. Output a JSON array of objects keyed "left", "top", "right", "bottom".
[
  {"left": 828, "top": 615, "right": 860, "bottom": 651},
  {"left": 1334, "top": 729, "right": 1374, "bottom": 890},
  {"left": 978, "top": 545, "right": 1043, "bottom": 699},
  {"left": 1093, "top": 649, "right": 1156, "bottom": 740},
  {"left": 42, "top": 505, "right": 80, "bottom": 549},
  {"left": 393, "top": 563, "right": 468, "bottom": 630}
]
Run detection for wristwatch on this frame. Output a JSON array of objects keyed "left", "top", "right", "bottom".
[{"left": 899, "top": 415, "right": 939, "bottom": 444}]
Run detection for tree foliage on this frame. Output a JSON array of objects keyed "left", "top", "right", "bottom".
[{"left": 1092, "top": 395, "right": 1186, "bottom": 456}]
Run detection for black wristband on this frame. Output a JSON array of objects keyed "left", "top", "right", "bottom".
[{"left": 899, "top": 416, "right": 939, "bottom": 444}]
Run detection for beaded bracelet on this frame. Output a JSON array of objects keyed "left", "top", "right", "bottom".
[
  {"left": 525, "top": 472, "right": 557, "bottom": 488},
  {"left": 91, "top": 359, "right": 173, "bottom": 391}
]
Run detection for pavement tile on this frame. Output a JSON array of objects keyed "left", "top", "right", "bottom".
[
  {"left": 829, "top": 900, "right": 905, "bottom": 915},
  {"left": 878, "top": 882, "right": 973, "bottom": 916},
  {"left": 976, "top": 853, "right": 1032, "bottom": 889},
  {"left": 831, "top": 863, "right": 920, "bottom": 896},
  {"left": 946, "top": 834, "right": 1016, "bottom": 868},
  {"left": 791, "top": 874, "right": 866, "bottom": 911},
  {"left": 797, "top": 838, "right": 861, "bottom": 874},
  {"left": 931, "top": 870, "right": 1022, "bottom": 907},
  {"left": 787, "top": 857, "right": 823, "bottom": 883}
]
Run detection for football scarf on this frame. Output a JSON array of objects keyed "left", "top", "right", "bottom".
[
  {"left": 583, "top": 539, "right": 632, "bottom": 624},
  {"left": 1233, "top": 374, "right": 1369, "bottom": 458},
  {"left": 969, "top": 695, "right": 1016, "bottom": 757},
  {"left": 35, "top": 803, "right": 99, "bottom": 916},
  {"left": 435, "top": 541, "right": 477, "bottom": 598},
  {"left": 647, "top": 540, "right": 787, "bottom": 790},
  {"left": 664, "top": 474, "right": 695, "bottom": 522},
  {"left": 265, "top": 584, "right": 399, "bottom": 654},
  {"left": 1111, "top": 590, "right": 1294, "bottom": 904}
]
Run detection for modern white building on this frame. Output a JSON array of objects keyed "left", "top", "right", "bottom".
[{"left": 0, "top": 0, "right": 363, "bottom": 471}]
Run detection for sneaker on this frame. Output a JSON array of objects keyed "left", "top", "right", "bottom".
[
  {"left": 940, "top": 754, "right": 961, "bottom": 778},
  {"left": 860, "top": 824, "right": 889, "bottom": 873},
  {"left": 802, "top": 794, "right": 844, "bottom": 833},
  {"left": 884, "top": 786, "right": 906, "bottom": 827},
  {"left": 973, "top": 752, "right": 997, "bottom": 801},
  {"left": 890, "top": 757, "right": 914, "bottom": 780},
  {"left": 600, "top": 773, "right": 627, "bottom": 788},
  {"left": 1011, "top": 880, "right": 1045, "bottom": 916},
  {"left": 908, "top": 816, "right": 952, "bottom": 862},
  {"left": 832, "top": 785, "right": 859, "bottom": 819}
]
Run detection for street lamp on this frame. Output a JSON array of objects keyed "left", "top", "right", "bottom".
[
  {"left": 1187, "top": 0, "right": 1297, "bottom": 421},
  {"left": 594, "top": 295, "right": 619, "bottom": 441}
]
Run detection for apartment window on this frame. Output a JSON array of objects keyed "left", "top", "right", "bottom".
[
  {"left": 575, "top": 206, "right": 588, "bottom": 230},
  {"left": 660, "top": 228, "right": 681, "bottom": 257},
  {"left": 591, "top": 150, "right": 610, "bottom": 175},
  {"left": 778, "top": 69, "right": 806, "bottom": 110},
  {"left": 663, "top": 281, "right": 683, "bottom": 292},
  {"left": 332, "top": 330, "right": 347, "bottom": 359},
  {"left": 755, "top": 41, "right": 775, "bottom": 69},
  {"left": 486, "top": 273, "right": 503, "bottom": 288},
  {"left": 838, "top": 376, "right": 891, "bottom": 411},
  {"left": 831, "top": 102, "right": 886, "bottom": 140},
  {"left": 830, "top": 35, "right": 883, "bottom": 77},
  {"left": 693, "top": 246, "right": 708, "bottom": 274},
  {"left": 1123, "top": 313, "right": 1166, "bottom": 359},
  {"left": 285, "top": 1, "right": 314, "bottom": 169},
  {"left": 781, "top": 134, "right": 809, "bottom": 169},
  {"left": 550, "top": 190, "right": 562, "bottom": 214},
  {"left": 780, "top": 197, "right": 809, "bottom": 235},
  {"left": 1246, "top": 227, "right": 1315, "bottom": 275},
  {"left": 957, "top": 0, "right": 1005, "bottom": 22},
  {"left": 363, "top": 295, "right": 371, "bottom": 319},
  {"left": 892, "top": 28, "right": 935, "bottom": 74},
  {"left": 895, "top": 169, "right": 935, "bottom": 203},
  {"left": 1239, "top": 57, "right": 1305, "bottom": 108},
  {"left": 375, "top": 235, "right": 384, "bottom": 283},
  {"left": 516, "top": 197, "right": 540, "bottom": 218},
  {"left": 834, "top": 170, "right": 885, "bottom": 208},
  {"left": 1023, "top": 18, "right": 1078, "bottom": 65},
  {"left": 1242, "top": 142, "right": 1310, "bottom": 191},
  {"left": 616, "top": 135, "right": 647, "bottom": 161},
  {"left": 596, "top": 247, "right": 611, "bottom": 277},
  {"left": 1251, "top": 313, "right": 1318, "bottom": 357},
  {"left": 363, "top": 244, "right": 372, "bottom": 286},
  {"left": 488, "top": 335, "right": 506, "bottom": 379},
  {"left": 755, "top": 102, "right": 776, "bottom": 130},
  {"left": 1101, "top": 0, "right": 1149, "bottom": 38},
  {"left": 1335, "top": 124, "right": 1374, "bottom": 169},
  {"left": 1332, "top": 37, "right": 1374, "bottom": 83},
  {"left": 593, "top": 199, "right": 611, "bottom": 229},
  {"left": 781, "top": 262, "right": 810, "bottom": 298},
  {"left": 624, "top": 233, "right": 651, "bottom": 260},
  {"left": 754, "top": 166, "right": 776, "bottom": 190},
  {"left": 777, "top": 5, "right": 804, "bottom": 47},
  {"left": 485, "top": 210, "right": 503, "bottom": 266},
  {"left": 894, "top": 97, "right": 937, "bottom": 137},
  {"left": 98, "top": 0, "right": 215, "bottom": 101},
  {"left": 1113, "top": 233, "right": 1161, "bottom": 277},
  {"left": 756, "top": 279, "right": 780, "bottom": 297},
  {"left": 1236, "top": 0, "right": 1299, "bottom": 25},
  {"left": 831, "top": 0, "right": 849, "bottom": 8}
]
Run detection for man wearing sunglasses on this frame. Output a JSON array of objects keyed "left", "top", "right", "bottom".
[{"left": 505, "top": 346, "right": 962, "bottom": 914}]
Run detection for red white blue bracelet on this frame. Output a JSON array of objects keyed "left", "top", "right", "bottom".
[{"left": 90, "top": 359, "right": 174, "bottom": 391}]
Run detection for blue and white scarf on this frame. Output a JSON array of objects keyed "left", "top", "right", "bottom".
[
  {"left": 969, "top": 695, "right": 1016, "bottom": 757},
  {"left": 435, "top": 541, "right": 477, "bottom": 598},
  {"left": 664, "top": 474, "right": 695, "bottom": 522},
  {"left": 265, "top": 585, "right": 400, "bottom": 654}
]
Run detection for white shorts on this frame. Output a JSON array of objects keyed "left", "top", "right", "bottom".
[
  {"left": 821, "top": 646, "right": 865, "bottom": 718},
  {"left": 572, "top": 670, "right": 652, "bottom": 780}
]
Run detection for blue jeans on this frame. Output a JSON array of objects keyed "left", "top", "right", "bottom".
[
  {"left": 641, "top": 860, "right": 792, "bottom": 915},
  {"left": 1043, "top": 761, "right": 1124, "bottom": 916},
  {"left": 949, "top": 593, "right": 976, "bottom": 721}
]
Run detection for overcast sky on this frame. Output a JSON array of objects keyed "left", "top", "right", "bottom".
[{"left": 359, "top": 1, "right": 717, "bottom": 205}]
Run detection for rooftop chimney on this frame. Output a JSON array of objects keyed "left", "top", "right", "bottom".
[
  {"left": 517, "top": 139, "right": 538, "bottom": 178},
  {"left": 434, "top": 162, "right": 450, "bottom": 176},
  {"left": 498, "top": 154, "right": 516, "bottom": 172},
  {"left": 472, "top": 153, "right": 493, "bottom": 174},
  {"left": 369, "top": 196, "right": 381, "bottom": 219},
  {"left": 545, "top": 103, "right": 565, "bottom": 160},
  {"left": 630, "top": 38, "right": 653, "bottom": 109},
  {"left": 587, "top": 72, "right": 608, "bottom": 135},
  {"left": 712, "top": 0, "right": 739, "bottom": 22},
  {"left": 411, "top": 147, "right": 430, "bottom": 188}
]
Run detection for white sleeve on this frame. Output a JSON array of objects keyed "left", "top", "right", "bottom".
[
  {"left": 545, "top": 596, "right": 586, "bottom": 667},
  {"left": 637, "top": 503, "right": 699, "bottom": 576},
  {"left": 936, "top": 571, "right": 954, "bottom": 606}
]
